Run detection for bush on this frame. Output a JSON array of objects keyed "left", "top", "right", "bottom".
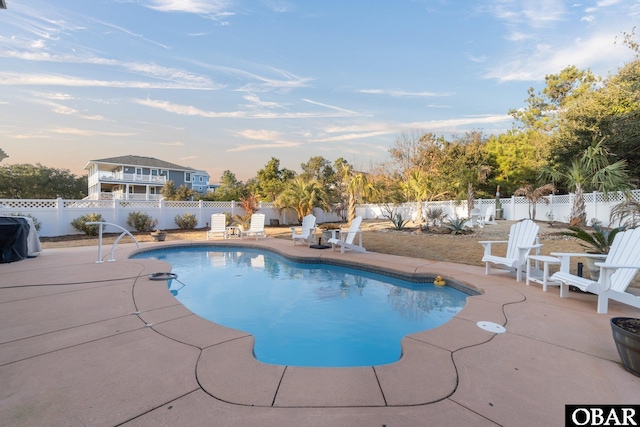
[
  {"left": 126, "top": 211, "right": 158, "bottom": 232},
  {"left": 444, "top": 216, "right": 468, "bottom": 235},
  {"left": 390, "top": 213, "right": 410, "bottom": 230},
  {"left": 174, "top": 213, "right": 197, "bottom": 229},
  {"left": 70, "top": 213, "right": 104, "bottom": 236}
]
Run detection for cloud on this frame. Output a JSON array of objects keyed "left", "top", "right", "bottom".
[
  {"left": 359, "top": 89, "right": 452, "bottom": 97},
  {"left": 95, "top": 19, "right": 171, "bottom": 49},
  {"left": 227, "top": 129, "right": 301, "bottom": 152},
  {"left": 227, "top": 140, "right": 301, "bottom": 152},
  {"left": 311, "top": 130, "right": 393, "bottom": 143},
  {"left": 484, "top": 32, "right": 632, "bottom": 82},
  {"left": 0, "top": 50, "right": 220, "bottom": 89},
  {"left": 243, "top": 94, "right": 286, "bottom": 110},
  {"left": 302, "top": 99, "right": 359, "bottom": 115},
  {"left": 408, "top": 114, "right": 512, "bottom": 130},
  {"left": 142, "top": 0, "right": 234, "bottom": 15},
  {"left": 311, "top": 114, "right": 512, "bottom": 144},
  {"left": 133, "top": 98, "right": 363, "bottom": 119},
  {"left": 134, "top": 98, "right": 245, "bottom": 118},
  {"left": 50, "top": 127, "right": 135, "bottom": 137},
  {"left": 596, "top": 0, "right": 623, "bottom": 6},
  {"left": 222, "top": 128, "right": 304, "bottom": 152},
  {"left": 213, "top": 65, "right": 314, "bottom": 93},
  {"left": 0, "top": 72, "right": 221, "bottom": 90},
  {"left": 262, "top": 0, "right": 295, "bottom": 13},
  {"left": 487, "top": 0, "right": 567, "bottom": 28}
]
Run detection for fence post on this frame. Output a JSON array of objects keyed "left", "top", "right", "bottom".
[
  {"left": 160, "top": 199, "right": 165, "bottom": 229},
  {"left": 113, "top": 198, "right": 120, "bottom": 225},
  {"left": 56, "top": 198, "right": 64, "bottom": 236},
  {"left": 199, "top": 199, "right": 204, "bottom": 228},
  {"left": 511, "top": 196, "right": 516, "bottom": 220},
  {"left": 593, "top": 190, "right": 598, "bottom": 224},
  {"left": 231, "top": 201, "right": 235, "bottom": 218}
]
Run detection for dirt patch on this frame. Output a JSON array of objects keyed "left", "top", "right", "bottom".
[{"left": 40, "top": 219, "right": 580, "bottom": 267}]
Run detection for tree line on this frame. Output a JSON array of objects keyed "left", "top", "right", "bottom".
[{"left": 1, "top": 34, "right": 639, "bottom": 227}]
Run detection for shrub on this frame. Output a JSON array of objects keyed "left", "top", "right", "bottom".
[
  {"left": 390, "top": 213, "right": 410, "bottom": 230},
  {"left": 175, "top": 213, "right": 197, "bottom": 229},
  {"left": 70, "top": 213, "right": 104, "bottom": 236},
  {"left": 426, "top": 207, "right": 447, "bottom": 228},
  {"left": 444, "top": 216, "right": 468, "bottom": 235},
  {"left": 126, "top": 211, "right": 158, "bottom": 232}
]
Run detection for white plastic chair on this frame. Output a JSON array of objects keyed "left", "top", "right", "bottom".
[
  {"left": 291, "top": 214, "right": 317, "bottom": 246},
  {"left": 550, "top": 227, "right": 640, "bottom": 313},
  {"left": 207, "top": 214, "right": 227, "bottom": 240},
  {"left": 479, "top": 219, "right": 542, "bottom": 281},
  {"left": 328, "top": 216, "right": 365, "bottom": 253},
  {"left": 240, "top": 213, "right": 266, "bottom": 240}
]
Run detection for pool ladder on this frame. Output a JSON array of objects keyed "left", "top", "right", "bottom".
[{"left": 86, "top": 222, "right": 140, "bottom": 263}]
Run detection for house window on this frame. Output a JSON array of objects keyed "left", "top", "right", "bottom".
[
  {"left": 136, "top": 168, "right": 142, "bottom": 176},
  {"left": 159, "top": 170, "right": 168, "bottom": 177},
  {"left": 199, "top": 176, "right": 203, "bottom": 182},
  {"left": 185, "top": 172, "right": 192, "bottom": 182},
  {"left": 151, "top": 169, "right": 158, "bottom": 176}
]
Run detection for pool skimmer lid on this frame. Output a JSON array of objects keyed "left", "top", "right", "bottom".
[{"left": 477, "top": 321, "right": 506, "bottom": 333}]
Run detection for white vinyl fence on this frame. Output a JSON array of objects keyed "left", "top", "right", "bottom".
[{"left": 1, "top": 189, "right": 639, "bottom": 237}]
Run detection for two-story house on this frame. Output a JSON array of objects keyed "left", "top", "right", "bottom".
[{"left": 83, "top": 155, "right": 210, "bottom": 200}]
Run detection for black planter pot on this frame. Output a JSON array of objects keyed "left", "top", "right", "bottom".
[{"left": 610, "top": 317, "right": 640, "bottom": 377}]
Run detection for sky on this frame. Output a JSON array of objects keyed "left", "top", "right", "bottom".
[{"left": 0, "top": 1, "right": 637, "bottom": 182}]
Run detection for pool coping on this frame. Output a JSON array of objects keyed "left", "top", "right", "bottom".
[
  {"left": 3, "top": 237, "right": 640, "bottom": 426},
  {"left": 129, "top": 240, "right": 508, "bottom": 407}
]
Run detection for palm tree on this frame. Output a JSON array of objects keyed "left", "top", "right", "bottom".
[
  {"left": 513, "top": 183, "right": 555, "bottom": 220},
  {"left": 275, "top": 178, "right": 330, "bottom": 223},
  {"left": 544, "top": 138, "right": 631, "bottom": 227},
  {"left": 610, "top": 196, "right": 640, "bottom": 228},
  {"left": 464, "top": 165, "right": 491, "bottom": 218},
  {"left": 336, "top": 162, "right": 376, "bottom": 223},
  {"left": 232, "top": 194, "right": 260, "bottom": 229}
]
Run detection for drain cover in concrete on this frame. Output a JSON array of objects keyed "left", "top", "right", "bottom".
[{"left": 477, "top": 321, "right": 506, "bottom": 333}]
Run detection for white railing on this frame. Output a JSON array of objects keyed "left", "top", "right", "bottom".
[
  {"left": 97, "top": 172, "right": 167, "bottom": 184},
  {"left": 1, "top": 189, "right": 638, "bottom": 237},
  {"left": 84, "top": 192, "right": 163, "bottom": 201},
  {"left": 86, "top": 221, "right": 140, "bottom": 263}
]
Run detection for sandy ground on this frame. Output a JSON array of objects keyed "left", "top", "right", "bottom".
[
  {"left": 37, "top": 217, "right": 640, "bottom": 288},
  {"left": 40, "top": 218, "right": 582, "bottom": 266}
]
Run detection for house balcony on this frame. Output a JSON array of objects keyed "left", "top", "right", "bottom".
[
  {"left": 84, "top": 192, "right": 163, "bottom": 201},
  {"left": 94, "top": 172, "right": 167, "bottom": 184}
]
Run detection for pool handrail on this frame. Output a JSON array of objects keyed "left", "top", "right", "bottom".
[{"left": 86, "top": 221, "right": 140, "bottom": 263}]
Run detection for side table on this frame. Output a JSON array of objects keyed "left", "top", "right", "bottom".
[
  {"left": 526, "top": 255, "right": 561, "bottom": 292},
  {"left": 225, "top": 226, "right": 240, "bottom": 239}
]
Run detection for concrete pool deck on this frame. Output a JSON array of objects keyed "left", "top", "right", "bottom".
[{"left": 1, "top": 238, "right": 639, "bottom": 426}]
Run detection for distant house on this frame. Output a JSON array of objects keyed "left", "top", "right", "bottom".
[{"left": 83, "top": 155, "right": 210, "bottom": 200}]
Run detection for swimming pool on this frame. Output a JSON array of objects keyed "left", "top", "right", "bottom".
[{"left": 133, "top": 246, "right": 469, "bottom": 367}]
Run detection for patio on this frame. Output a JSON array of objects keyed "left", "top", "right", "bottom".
[{"left": 1, "top": 238, "right": 639, "bottom": 426}]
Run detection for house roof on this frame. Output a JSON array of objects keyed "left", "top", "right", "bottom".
[{"left": 84, "top": 155, "right": 198, "bottom": 172}]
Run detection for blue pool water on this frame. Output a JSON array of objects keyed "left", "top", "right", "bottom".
[{"left": 133, "top": 247, "right": 468, "bottom": 367}]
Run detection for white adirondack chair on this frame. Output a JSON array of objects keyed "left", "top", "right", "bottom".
[
  {"left": 479, "top": 219, "right": 542, "bottom": 281},
  {"left": 291, "top": 214, "right": 317, "bottom": 246},
  {"left": 240, "top": 213, "right": 266, "bottom": 240},
  {"left": 478, "top": 206, "right": 497, "bottom": 227},
  {"left": 550, "top": 227, "right": 640, "bottom": 314},
  {"left": 328, "top": 216, "right": 366, "bottom": 253},
  {"left": 207, "top": 213, "right": 227, "bottom": 240}
]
